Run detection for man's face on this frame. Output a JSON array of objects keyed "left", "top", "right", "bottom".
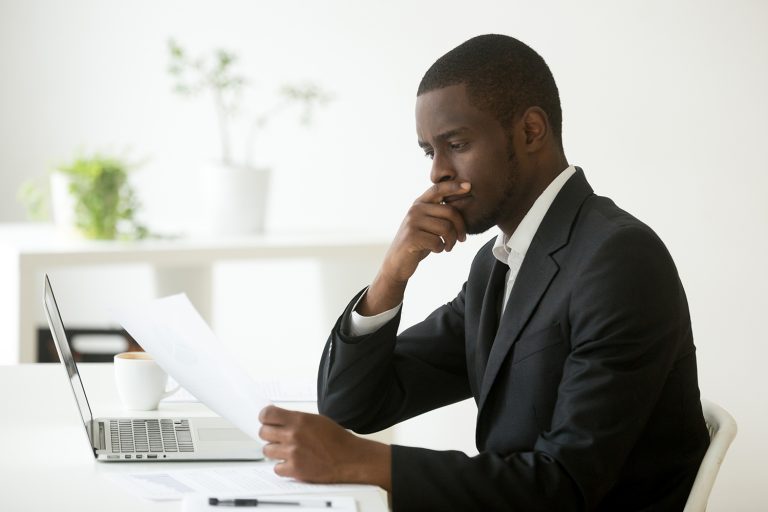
[{"left": 416, "top": 84, "right": 525, "bottom": 235}]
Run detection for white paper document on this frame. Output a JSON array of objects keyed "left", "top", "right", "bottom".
[
  {"left": 182, "top": 494, "right": 356, "bottom": 512},
  {"left": 114, "top": 294, "right": 270, "bottom": 442},
  {"left": 109, "top": 463, "right": 372, "bottom": 501},
  {"left": 165, "top": 378, "right": 317, "bottom": 403},
  {"left": 252, "top": 378, "right": 318, "bottom": 402}
]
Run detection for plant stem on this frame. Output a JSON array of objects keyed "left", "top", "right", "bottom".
[{"left": 213, "top": 88, "right": 231, "bottom": 165}]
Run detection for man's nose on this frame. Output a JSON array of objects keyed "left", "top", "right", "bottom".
[{"left": 430, "top": 153, "right": 456, "bottom": 184}]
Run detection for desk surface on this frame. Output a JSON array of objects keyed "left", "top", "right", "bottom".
[{"left": 0, "top": 363, "right": 388, "bottom": 512}]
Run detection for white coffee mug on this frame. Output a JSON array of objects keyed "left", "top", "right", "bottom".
[{"left": 113, "top": 352, "right": 180, "bottom": 410}]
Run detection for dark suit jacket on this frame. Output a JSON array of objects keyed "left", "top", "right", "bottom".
[{"left": 318, "top": 170, "right": 709, "bottom": 511}]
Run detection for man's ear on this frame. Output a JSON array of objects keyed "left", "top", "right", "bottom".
[{"left": 520, "top": 107, "right": 549, "bottom": 152}]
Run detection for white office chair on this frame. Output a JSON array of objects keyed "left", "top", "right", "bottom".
[{"left": 683, "top": 399, "right": 737, "bottom": 512}]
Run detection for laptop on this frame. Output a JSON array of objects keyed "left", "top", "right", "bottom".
[{"left": 43, "top": 274, "right": 264, "bottom": 462}]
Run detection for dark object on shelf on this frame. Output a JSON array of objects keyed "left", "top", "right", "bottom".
[{"left": 37, "top": 327, "right": 142, "bottom": 363}]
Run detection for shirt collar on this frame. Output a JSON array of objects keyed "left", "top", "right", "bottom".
[{"left": 492, "top": 165, "right": 577, "bottom": 265}]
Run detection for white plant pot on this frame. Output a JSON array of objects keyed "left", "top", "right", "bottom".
[
  {"left": 197, "top": 162, "right": 271, "bottom": 236},
  {"left": 49, "top": 172, "right": 80, "bottom": 237}
]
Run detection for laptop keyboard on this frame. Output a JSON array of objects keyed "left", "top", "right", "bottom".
[{"left": 109, "top": 419, "right": 194, "bottom": 453}]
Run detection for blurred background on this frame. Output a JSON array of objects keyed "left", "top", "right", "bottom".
[{"left": 1, "top": 0, "right": 766, "bottom": 509}]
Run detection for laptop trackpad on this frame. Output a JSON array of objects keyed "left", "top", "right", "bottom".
[{"left": 197, "top": 428, "right": 252, "bottom": 443}]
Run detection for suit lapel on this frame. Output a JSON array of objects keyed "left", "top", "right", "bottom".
[
  {"left": 476, "top": 168, "right": 594, "bottom": 413},
  {"left": 477, "top": 242, "right": 559, "bottom": 410}
]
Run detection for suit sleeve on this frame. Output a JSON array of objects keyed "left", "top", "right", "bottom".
[{"left": 317, "top": 285, "right": 472, "bottom": 434}]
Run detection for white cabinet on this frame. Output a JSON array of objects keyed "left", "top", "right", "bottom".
[{"left": 0, "top": 223, "right": 388, "bottom": 363}]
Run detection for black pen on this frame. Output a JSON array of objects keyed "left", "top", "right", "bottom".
[{"left": 209, "top": 497, "right": 333, "bottom": 508}]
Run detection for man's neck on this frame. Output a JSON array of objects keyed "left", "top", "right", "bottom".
[{"left": 498, "top": 159, "right": 570, "bottom": 237}]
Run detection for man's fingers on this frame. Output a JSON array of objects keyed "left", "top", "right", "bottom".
[
  {"left": 258, "top": 424, "right": 291, "bottom": 443},
  {"left": 273, "top": 460, "right": 296, "bottom": 479},
  {"left": 265, "top": 444, "right": 311, "bottom": 482},
  {"left": 444, "top": 205, "right": 468, "bottom": 243},
  {"left": 417, "top": 180, "right": 471, "bottom": 204},
  {"left": 409, "top": 203, "right": 467, "bottom": 245},
  {"left": 433, "top": 203, "right": 468, "bottom": 243},
  {"left": 262, "top": 441, "right": 290, "bottom": 461},
  {"left": 378, "top": 181, "right": 470, "bottom": 284},
  {"left": 259, "top": 405, "right": 294, "bottom": 425},
  {"left": 413, "top": 217, "right": 459, "bottom": 252}
]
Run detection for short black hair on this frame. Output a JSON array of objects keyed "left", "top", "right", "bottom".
[{"left": 418, "top": 34, "right": 562, "bottom": 142}]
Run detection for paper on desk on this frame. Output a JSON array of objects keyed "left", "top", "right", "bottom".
[
  {"left": 109, "top": 464, "right": 373, "bottom": 501},
  {"left": 113, "top": 293, "right": 269, "bottom": 442},
  {"left": 182, "top": 494, "right": 356, "bottom": 512}
]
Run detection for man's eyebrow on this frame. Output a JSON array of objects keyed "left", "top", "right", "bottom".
[{"left": 418, "top": 127, "right": 470, "bottom": 149}]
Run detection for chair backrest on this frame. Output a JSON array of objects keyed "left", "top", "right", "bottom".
[{"left": 683, "top": 399, "right": 737, "bottom": 512}]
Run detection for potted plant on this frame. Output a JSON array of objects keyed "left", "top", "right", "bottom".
[
  {"left": 20, "top": 153, "right": 148, "bottom": 240},
  {"left": 167, "top": 39, "right": 330, "bottom": 235}
]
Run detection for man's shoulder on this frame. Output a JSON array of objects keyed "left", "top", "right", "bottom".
[
  {"left": 566, "top": 194, "right": 679, "bottom": 284},
  {"left": 577, "top": 194, "right": 665, "bottom": 249},
  {"left": 550, "top": 168, "right": 663, "bottom": 250}
]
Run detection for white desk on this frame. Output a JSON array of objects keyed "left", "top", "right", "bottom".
[
  {"left": 0, "top": 223, "right": 389, "bottom": 363},
  {"left": 0, "top": 363, "right": 389, "bottom": 512}
]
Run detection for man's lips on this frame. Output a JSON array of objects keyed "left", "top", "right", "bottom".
[{"left": 443, "top": 194, "right": 472, "bottom": 204}]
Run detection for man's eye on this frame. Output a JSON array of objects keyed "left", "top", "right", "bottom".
[
  {"left": 423, "top": 151, "right": 434, "bottom": 160},
  {"left": 450, "top": 142, "right": 468, "bottom": 151}
]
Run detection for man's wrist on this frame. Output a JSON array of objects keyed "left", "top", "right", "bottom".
[
  {"left": 342, "top": 438, "right": 392, "bottom": 491},
  {"left": 347, "top": 291, "right": 401, "bottom": 337},
  {"left": 357, "top": 271, "right": 407, "bottom": 316}
]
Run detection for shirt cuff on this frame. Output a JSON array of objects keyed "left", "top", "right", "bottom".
[{"left": 343, "top": 288, "right": 402, "bottom": 337}]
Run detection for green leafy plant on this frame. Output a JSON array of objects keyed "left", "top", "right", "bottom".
[
  {"left": 57, "top": 154, "right": 148, "bottom": 240},
  {"left": 17, "top": 180, "right": 48, "bottom": 221},
  {"left": 167, "top": 39, "right": 331, "bottom": 166},
  {"left": 18, "top": 154, "right": 149, "bottom": 240}
]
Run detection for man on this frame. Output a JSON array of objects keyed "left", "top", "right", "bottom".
[{"left": 259, "top": 34, "right": 709, "bottom": 511}]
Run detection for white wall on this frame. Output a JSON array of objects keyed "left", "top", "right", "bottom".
[{"left": 2, "top": 1, "right": 767, "bottom": 509}]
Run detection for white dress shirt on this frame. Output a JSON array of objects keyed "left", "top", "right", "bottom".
[{"left": 345, "top": 165, "right": 577, "bottom": 336}]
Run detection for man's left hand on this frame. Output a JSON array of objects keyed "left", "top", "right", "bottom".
[{"left": 258, "top": 405, "right": 392, "bottom": 490}]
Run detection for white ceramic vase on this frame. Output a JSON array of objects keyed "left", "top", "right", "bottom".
[
  {"left": 49, "top": 171, "right": 80, "bottom": 237},
  {"left": 196, "top": 162, "right": 271, "bottom": 236}
]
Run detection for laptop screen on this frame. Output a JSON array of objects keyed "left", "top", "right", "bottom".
[{"left": 43, "top": 275, "right": 95, "bottom": 449}]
